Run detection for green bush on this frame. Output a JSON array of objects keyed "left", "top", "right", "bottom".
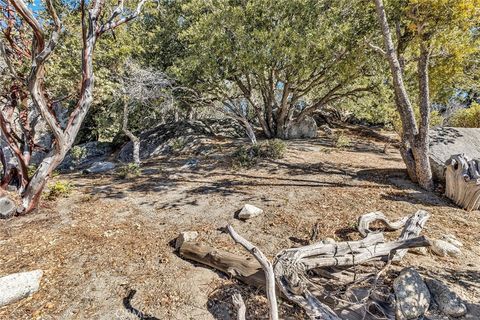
[
  {"left": 118, "top": 163, "right": 141, "bottom": 179},
  {"left": 171, "top": 137, "right": 186, "bottom": 151},
  {"left": 334, "top": 134, "right": 351, "bottom": 148},
  {"left": 71, "top": 145, "right": 87, "bottom": 164},
  {"left": 253, "top": 139, "right": 287, "bottom": 159},
  {"left": 232, "top": 139, "right": 287, "bottom": 168},
  {"left": 46, "top": 180, "right": 74, "bottom": 200},
  {"left": 449, "top": 103, "right": 480, "bottom": 128}
]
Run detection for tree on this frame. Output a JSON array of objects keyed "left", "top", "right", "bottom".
[
  {"left": 120, "top": 60, "right": 177, "bottom": 165},
  {"left": 175, "top": 0, "right": 378, "bottom": 139},
  {"left": 371, "top": 0, "right": 479, "bottom": 190},
  {"left": 0, "top": 0, "right": 148, "bottom": 214}
]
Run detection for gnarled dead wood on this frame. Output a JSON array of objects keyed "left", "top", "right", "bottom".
[
  {"left": 178, "top": 211, "right": 431, "bottom": 320},
  {"left": 445, "top": 154, "right": 480, "bottom": 211},
  {"left": 357, "top": 211, "right": 409, "bottom": 237}
]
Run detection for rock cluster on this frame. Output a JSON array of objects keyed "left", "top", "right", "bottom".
[{"left": 394, "top": 267, "right": 467, "bottom": 319}]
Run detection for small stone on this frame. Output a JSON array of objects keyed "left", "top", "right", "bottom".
[
  {"left": 393, "top": 267, "right": 431, "bottom": 319},
  {"left": 0, "top": 197, "right": 16, "bottom": 219},
  {"left": 441, "top": 234, "right": 463, "bottom": 248},
  {"left": 431, "top": 239, "right": 461, "bottom": 257},
  {"left": 237, "top": 204, "right": 264, "bottom": 220},
  {"left": 0, "top": 270, "right": 43, "bottom": 307},
  {"left": 175, "top": 231, "right": 199, "bottom": 250},
  {"left": 425, "top": 278, "right": 467, "bottom": 317}
]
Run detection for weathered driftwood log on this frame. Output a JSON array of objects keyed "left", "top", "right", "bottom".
[
  {"left": 357, "top": 210, "right": 430, "bottom": 261},
  {"left": 178, "top": 212, "right": 431, "bottom": 320},
  {"left": 445, "top": 154, "right": 480, "bottom": 211},
  {"left": 178, "top": 241, "right": 266, "bottom": 288}
]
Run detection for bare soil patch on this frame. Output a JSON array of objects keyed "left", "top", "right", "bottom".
[{"left": 1, "top": 127, "right": 479, "bottom": 319}]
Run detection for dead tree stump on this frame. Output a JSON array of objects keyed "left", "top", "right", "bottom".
[{"left": 445, "top": 154, "right": 480, "bottom": 211}]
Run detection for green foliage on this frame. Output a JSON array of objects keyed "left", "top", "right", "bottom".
[
  {"left": 449, "top": 103, "right": 480, "bottom": 128},
  {"left": 170, "top": 137, "right": 186, "bottom": 151},
  {"left": 46, "top": 181, "right": 74, "bottom": 201},
  {"left": 253, "top": 140, "right": 287, "bottom": 159},
  {"left": 118, "top": 163, "right": 141, "bottom": 179},
  {"left": 334, "top": 134, "right": 352, "bottom": 149},
  {"left": 70, "top": 146, "right": 87, "bottom": 163},
  {"left": 27, "top": 165, "right": 37, "bottom": 178},
  {"left": 232, "top": 140, "right": 287, "bottom": 168}
]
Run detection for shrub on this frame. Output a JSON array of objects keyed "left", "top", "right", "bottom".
[
  {"left": 71, "top": 145, "right": 87, "bottom": 163},
  {"left": 46, "top": 180, "right": 73, "bottom": 200},
  {"left": 254, "top": 139, "right": 287, "bottom": 159},
  {"left": 232, "top": 139, "right": 287, "bottom": 168},
  {"left": 171, "top": 137, "right": 186, "bottom": 151},
  {"left": 118, "top": 163, "right": 141, "bottom": 179},
  {"left": 334, "top": 134, "right": 351, "bottom": 148},
  {"left": 449, "top": 103, "right": 480, "bottom": 128}
]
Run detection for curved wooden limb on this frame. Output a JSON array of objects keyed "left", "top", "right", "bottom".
[
  {"left": 232, "top": 293, "right": 246, "bottom": 320},
  {"left": 357, "top": 211, "right": 409, "bottom": 237},
  {"left": 227, "top": 225, "right": 279, "bottom": 320}
]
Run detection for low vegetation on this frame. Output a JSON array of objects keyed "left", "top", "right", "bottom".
[{"left": 232, "top": 140, "right": 287, "bottom": 168}]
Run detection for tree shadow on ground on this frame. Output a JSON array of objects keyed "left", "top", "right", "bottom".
[
  {"left": 123, "top": 289, "right": 160, "bottom": 320},
  {"left": 356, "top": 168, "right": 459, "bottom": 209}
]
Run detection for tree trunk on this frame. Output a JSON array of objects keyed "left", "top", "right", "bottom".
[
  {"left": 122, "top": 101, "right": 141, "bottom": 166},
  {"left": 414, "top": 41, "right": 433, "bottom": 190},
  {"left": 373, "top": 0, "right": 433, "bottom": 190}
]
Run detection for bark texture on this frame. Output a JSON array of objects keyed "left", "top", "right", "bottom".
[
  {"left": 3, "top": 0, "right": 147, "bottom": 214},
  {"left": 373, "top": 0, "right": 433, "bottom": 190}
]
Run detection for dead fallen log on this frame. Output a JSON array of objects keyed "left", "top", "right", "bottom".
[
  {"left": 178, "top": 241, "right": 266, "bottom": 288},
  {"left": 178, "top": 211, "right": 431, "bottom": 319},
  {"left": 445, "top": 154, "right": 480, "bottom": 211}
]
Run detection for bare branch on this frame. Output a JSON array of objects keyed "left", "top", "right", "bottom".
[
  {"left": 232, "top": 293, "right": 246, "bottom": 320},
  {"left": 227, "top": 225, "right": 279, "bottom": 320},
  {"left": 98, "top": 0, "right": 148, "bottom": 35}
]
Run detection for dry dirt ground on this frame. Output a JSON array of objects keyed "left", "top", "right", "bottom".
[{"left": 1, "top": 126, "right": 479, "bottom": 320}]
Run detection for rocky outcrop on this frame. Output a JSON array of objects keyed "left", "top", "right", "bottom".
[
  {"left": 83, "top": 161, "right": 116, "bottom": 174},
  {"left": 58, "top": 141, "right": 113, "bottom": 171},
  {"left": 118, "top": 119, "right": 244, "bottom": 162},
  {"left": 429, "top": 127, "right": 480, "bottom": 181},
  {"left": 285, "top": 116, "right": 318, "bottom": 139}
]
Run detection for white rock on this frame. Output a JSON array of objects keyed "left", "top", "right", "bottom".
[
  {"left": 0, "top": 197, "right": 16, "bottom": 219},
  {"left": 431, "top": 239, "right": 461, "bottom": 257},
  {"left": 441, "top": 234, "right": 463, "bottom": 248},
  {"left": 0, "top": 270, "right": 43, "bottom": 307},
  {"left": 175, "top": 231, "right": 199, "bottom": 250},
  {"left": 238, "top": 204, "right": 264, "bottom": 220},
  {"left": 83, "top": 161, "right": 115, "bottom": 174}
]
